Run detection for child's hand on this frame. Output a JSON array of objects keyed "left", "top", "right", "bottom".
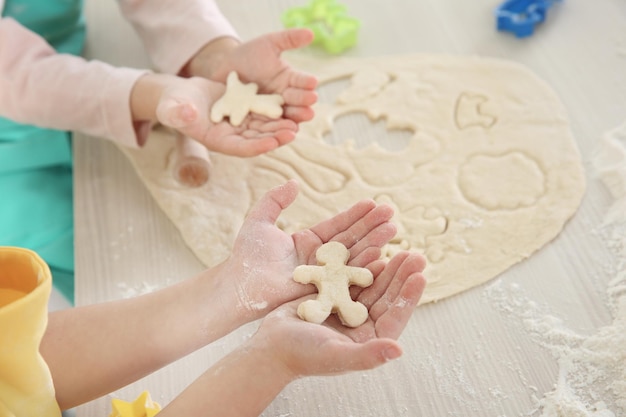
[
  {"left": 250, "top": 251, "right": 427, "bottom": 379},
  {"left": 186, "top": 29, "right": 318, "bottom": 124},
  {"left": 215, "top": 180, "right": 397, "bottom": 321},
  {"left": 152, "top": 253, "right": 424, "bottom": 417},
  {"left": 154, "top": 76, "right": 298, "bottom": 157}
]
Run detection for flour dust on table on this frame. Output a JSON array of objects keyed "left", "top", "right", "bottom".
[
  {"left": 118, "top": 53, "right": 585, "bottom": 305},
  {"left": 486, "top": 121, "right": 626, "bottom": 417}
]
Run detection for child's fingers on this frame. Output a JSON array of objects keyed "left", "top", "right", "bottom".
[
  {"left": 249, "top": 118, "right": 298, "bottom": 134},
  {"left": 345, "top": 248, "right": 384, "bottom": 280},
  {"left": 243, "top": 180, "right": 300, "bottom": 225},
  {"left": 282, "top": 87, "right": 318, "bottom": 107},
  {"left": 367, "top": 253, "right": 425, "bottom": 318},
  {"left": 345, "top": 221, "right": 397, "bottom": 261},
  {"left": 269, "top": 28, "right": 315, "bottom": 53},
  {"left": 331, "top": 204, "right": 396, "bottom": 251},
  {"left": 283, "top": 105, "right": 315, "bottom": 123},
  {"left": 286, "top": 71, "right": 319, "bottom": 91},
  {"left": 292, "top": 199, "right": 380, "bottom": 265},
  {"left": 291, "top": 334, "right": 402, "bottom": 375},
  {"left": 322, "top": 339, "right": 403, "bottom": 373},
  {"left": 238, "top": 129, "right": 296, "bottom": 149},
  {"left": 271, "top": 129, "right": 297, "bottom": 147},
  {"left": 373, "top": 271, "right": 426, "bottom": 340},
  {"left": 200, "top": 133, "right": 278, "bottom": 157},
  {"left": 156, "top": 99, "right": 199, "bottom": 129},
  {"left": 356, "top": 252, "right": 410, "bottom": 308},
  {"left": 305, "top": 199, "right": 378, "bottom": 242}
]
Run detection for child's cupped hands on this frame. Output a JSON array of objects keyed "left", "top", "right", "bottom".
[
  {"left": 154, "top": 76, "right": 298, "bottom": 157},
  {"left": 247, "top": 250, "right": 427, "bottom": 379},
  {"left": 214, "top": 180, "right": 399, "bottom": 322},
  {"left": 188, "top": 28, "right": 318, "bottom": 124}
]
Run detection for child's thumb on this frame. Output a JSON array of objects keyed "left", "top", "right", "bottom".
[{"left": 156, "top": 98, "right": 199, "bottom": 129}]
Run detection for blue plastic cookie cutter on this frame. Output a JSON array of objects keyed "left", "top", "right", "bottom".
[{"left": 495, "top": 0, "right": 563, "bottom": 38}]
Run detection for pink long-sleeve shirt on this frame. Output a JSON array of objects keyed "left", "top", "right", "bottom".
[{"left": 0, "top": 0, "right": 238, "bottom": 148}]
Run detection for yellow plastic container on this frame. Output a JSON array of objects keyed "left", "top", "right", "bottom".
[{"left": 0, "top": 247, "right": 61, "bottom": 417}]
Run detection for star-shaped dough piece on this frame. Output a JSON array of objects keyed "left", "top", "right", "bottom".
[
  {"left": 210, "top": 71, "right": 284, "bottom": 126},
  {"left": 109, "top": 391, "right": 161, "bottom": 417}
]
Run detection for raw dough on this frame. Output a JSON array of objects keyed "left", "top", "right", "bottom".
[
  {"left": 293, "top": 241, "right": 373, "bottom": 327},
  {"left": 210, "top": 71, "right": 284, "bottom": 126},
  {"left": 118, "top": 54, "right": 585, "bottom": 305}
]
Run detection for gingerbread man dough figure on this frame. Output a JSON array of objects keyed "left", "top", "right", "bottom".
[
  {"left": 210, "top": 71, "right": 285, "bottom": 126},
  {"left": 293, "top": 241, "right": 374, "bottom": 328}
]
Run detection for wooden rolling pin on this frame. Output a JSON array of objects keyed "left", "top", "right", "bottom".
[{"left": 173, "top": 133, "right": 211, "bottom": 187}]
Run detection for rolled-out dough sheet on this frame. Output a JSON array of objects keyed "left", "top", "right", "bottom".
[{"left": 118, "top": 54, "right": 585, "bottom": 304}]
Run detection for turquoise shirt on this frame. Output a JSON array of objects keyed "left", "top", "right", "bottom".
[{"left": 0, "top": 0, "right": 85, "bottom": 303}]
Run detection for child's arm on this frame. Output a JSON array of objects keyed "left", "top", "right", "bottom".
[
  {"left": 0, "top": 17, "right": 148, "bottom": 147},
  {"left": 41, "top": 180, "right": 398, "bottom": 410},
  {"left": 155, "top": 341, "right": 292, "bottom": 417},
  {"left": 129, "top": 72, "right": 299, "bottom": 156},
  {"left": 117, "top": 0, "right": 239, "bottom": 76},
  {"left": 157, "top": 251, "right": 427, "bottom": 417},
  {"left": 0, "top": 18, "right": 299, "bottom": 156},
  {"left": 119, "top": 1, "right": 318, "bottom": 127},
  {"left": 41, "top": 267, "right": 235, "bottom": 410}
]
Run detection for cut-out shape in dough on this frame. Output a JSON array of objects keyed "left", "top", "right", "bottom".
[
  {"left": 376, "top": 195, "right": 447, "bottom": 249},
  {"left": 459, "top": 152, "right": 546, "bottom": 210},
  {"left": 210, "top": 71, "right": 284, "bottom": 126},
  {"left": 293, "top": 241, "right": 373, "bottom": 328},
  {"left": 454, "top": 92, "right": 497, "bottom": 130},
  {"left": 337, "top": 69, "right": 391, "bottom": 104},
  {"left": 323, "top": 111, "right": 413, "bottom": 151}
]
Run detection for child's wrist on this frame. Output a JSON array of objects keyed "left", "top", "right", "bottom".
[
  {"left": 245, "top": 336, "right": 299, "bottom": 385},
  {"left": 130, "top": 73, "right": 170, "bottom": 122},
  {"left": 183, "top": 36, "right": 240, "bottom": 80},
  {"left": 194, "top": 262, "right": 260, "bottom": 344}
]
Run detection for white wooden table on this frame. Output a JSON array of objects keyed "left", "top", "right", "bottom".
[{"left": 75, "top": 1, "right": 626, "bottom": 415}]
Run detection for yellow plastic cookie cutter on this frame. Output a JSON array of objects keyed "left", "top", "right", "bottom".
[{"left": 281, "top": 0, "right": 361, "bottom": 54}]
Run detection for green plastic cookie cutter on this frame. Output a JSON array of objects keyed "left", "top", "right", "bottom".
[{"left": 281, "top": 0, "right": 361, "bottom": 54}]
